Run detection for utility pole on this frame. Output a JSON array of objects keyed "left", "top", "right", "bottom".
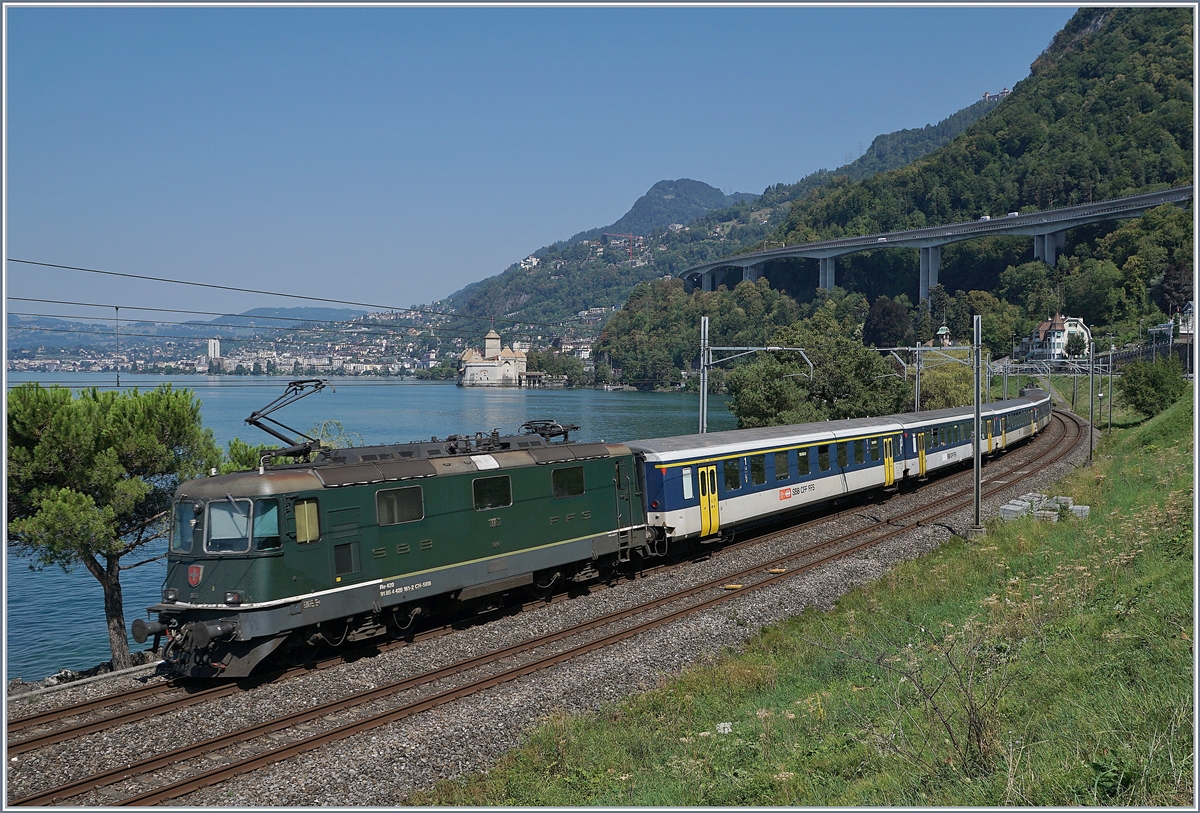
[
  {"left": 913, "top": 346, "right": 921, "bottom": 412},
  {"left": 1088, "top": 340, "right": 1095, "bottom": 463},
  {"left": 1107, "top": 336, "right": 1114, "bottom": 432},
  {"left": 699, "top": 316, "right": 709, "bottom": 434},
  {"left": 115, "top": 306, "right": 121, "bottom": 388},
  {"left": 968, "top": 315, "right": 984, "bottom": 538}
]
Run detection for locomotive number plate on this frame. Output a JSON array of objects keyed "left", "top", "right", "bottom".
[{"left": 379, "top": 579, "right": 432, "bottom": 598}]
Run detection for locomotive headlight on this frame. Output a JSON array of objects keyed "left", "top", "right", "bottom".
[
  {"left": 162, "top": 588, "right": 178, "bottom": 603},
  {"left": 224, "top": 591, "right": 243, "bottom": 606}
]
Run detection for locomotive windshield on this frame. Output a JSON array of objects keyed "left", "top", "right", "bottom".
[
  {"left": 203, "top": 498, "right": 282, "bottom": 553},
  {"left": 170, "top": 501, "right": 199, "bottom": 554}
]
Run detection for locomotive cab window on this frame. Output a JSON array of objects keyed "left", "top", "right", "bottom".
[
  {"left": 207, "top": 498, "right": 253, "bottom": 553},
  {"left": 552, "top": 466, "right": 585, "bottom": 499},
  {"left": 473, "top": 475, "right": 512, "bottom": 510},
  {"left": 295, "top": 498, "right": 320, "bottom": 544},
  {"left": 377, "top": 486, "right": 424, "bottom": 525},
  {"left": 253, "top": 499, "right": 281, "bottom": 550},
  {"left": 724, "top": 459, "right": 741, "bottom": 491},
  {"left": 171, "top": 501, "right": 199, "bottom": 554}
]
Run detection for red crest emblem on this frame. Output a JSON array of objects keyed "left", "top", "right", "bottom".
[{"left": 188, "top": 564, "right": 203, "bottom": 587}]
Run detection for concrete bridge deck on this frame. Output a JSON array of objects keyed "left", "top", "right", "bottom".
[{"left": 680, "top": 185, "right": 1193, "bottom": 305}]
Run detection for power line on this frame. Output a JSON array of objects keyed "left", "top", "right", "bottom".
[{"left": 6, "top": 258, "right": 575, "bottom": 329}]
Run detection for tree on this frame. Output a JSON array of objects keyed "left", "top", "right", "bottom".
[
  {"left": 7, "top": 384, "right": 221, "bottom": 670},
  {"left": 1115, "top": 357, "right": 1187, "bottom": 418},
  {"left": 863, "top": 296, "right": 913, "bottom": 347},
  {"left": 728, "top": 301, "right": 907, "bottom": 427},
  {"left": 1065, "top": 332, "right": 1088, "bottom": 359}
]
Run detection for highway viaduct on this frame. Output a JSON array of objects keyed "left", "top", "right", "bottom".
[{"left": 678, "top": 185, "right": 1193, "bottom": 306}]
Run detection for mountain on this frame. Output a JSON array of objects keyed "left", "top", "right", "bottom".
[
  {"left": 561, "top": 179, "right": 757, "bottom": 246},
  {"left": 205, "top": 307, "right": 367, "bottom": 328},
  {"left": 770, "top": 6, "right": 1192, "bottom": 302},
  {"left": 443, "top": 97, "right": 1004, "bottom": 326},
  {"left": 596, "top": 6, "right": 1193, "bottom": 389}
]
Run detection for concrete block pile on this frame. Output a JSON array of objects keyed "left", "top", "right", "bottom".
[{"left": 997, "top": 492, "right": 1090, "bottom": 523}]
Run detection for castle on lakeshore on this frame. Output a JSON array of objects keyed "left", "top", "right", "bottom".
[{"left": 458, "top": 329, "right": 538, "bottom": 387}]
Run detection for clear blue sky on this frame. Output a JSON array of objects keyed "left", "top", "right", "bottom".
[{"left": 4, "top": 5, "right": 1079, "bottom": 319}]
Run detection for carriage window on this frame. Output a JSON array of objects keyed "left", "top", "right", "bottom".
[
  {"left": 682, "top": 467, "right": 694, "bottom": 500},
  {"left": 854, "top": 440, "right": 865, "bottom": 465},
  {"left": 473, "top": 475, "right": 512, "bottom": 510},
  {"left": 750, "top": 455, "right": 766, "bottom": 485},
  {"left": 253, "top": 500, "right": 281, "bottom": 550},
  {"left": 797, "top": 448, "right": 810, "bottom": 476},
  {"left": 724, "top": 459, "right": 741, "bottom": 491},
  {"left": 817, "top": 445, "right": 830, "bottom": 472},
  {"left": 207, "top": 498, "right": 252, "bottom": 553},
  {"left": 870, "top": 438, "right": 881, "bottom": 461},
  {"left": 294, "top": 498, "right": 320, "bottom": 543},
  {"left": 552, "top": 466, "right": 585, "bottom": 499},
  {"left": 774, "top": 451, "right": 790, "bottom": 481},
  {"left": 837, "top": 443, "right": 848, "bottom": 469},
  {"left": 171, "top": 501, "right": 198, "bottom": 554},
  {"left": 377, "top": 486, "right": 424, "bottom": 526}
]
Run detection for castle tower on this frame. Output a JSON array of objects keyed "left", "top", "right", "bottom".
[{"left": 484, "top": 329, "right": 501, "bottom": 360}]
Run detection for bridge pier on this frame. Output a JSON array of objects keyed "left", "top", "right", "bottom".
[
  {"left": 1034, "top": 231, "right": 1065, "bottom": 267},
  {"left": 818, "top": 257, "right": 836, "bottom": 289},
  {"left": 919, "top": 246, "right": 941, "bottom": 307},
  {"left": 701, "top": 271, "right": 715, "bottom": 292},
  {"left": 741, "top": 263, "right": 763, "bottom": 283}
]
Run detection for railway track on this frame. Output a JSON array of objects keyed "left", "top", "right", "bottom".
[{"left": 8, "top": 411, "right": 1084, "bottom": 806}]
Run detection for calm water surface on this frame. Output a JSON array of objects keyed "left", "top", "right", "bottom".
[{"left": 5, "top": 374, "right": 736, "bottom": 681}]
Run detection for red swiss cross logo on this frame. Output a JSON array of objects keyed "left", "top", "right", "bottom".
[{"left": 188, "top": 564, "right": 203, "bottom": 587}]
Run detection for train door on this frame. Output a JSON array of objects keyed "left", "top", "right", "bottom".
[
  {"left": 1030, "top": 409, "right": 1037, "bottom": 436},
  {"left": 916, "top": 432, "right": 927, "bottom": 479},
  {"left": 987, "top": 419, "right": 994, "bottom": 454},
  {"left": 883, "top": 438, "right": 895, "bottom": 487},
  {"left": 327, "top": 506, "right": 362, "bottom": 585},
  {"left": 698, "top": 464, "right": 720, "bottom": 537},
  {"left": 286, "top": 496, "right": 327, "bottom": 593},
  {"left": 1001, "top": 416, "right": 1007, "bottom": 449},
  {"left": 614, "top": 459, "right": 634, "bottom": 560}
]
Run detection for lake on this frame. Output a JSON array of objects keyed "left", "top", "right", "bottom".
[{"left": 5, "top": 373, "right": 736, "bottom": 681}]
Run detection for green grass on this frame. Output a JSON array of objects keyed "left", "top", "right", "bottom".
[
  {"left": 1046, "top": 373, "right": 1141, "bottom": 428},
  {"left": 410, "top": 395, "right": 1194, "bottom": 806}
]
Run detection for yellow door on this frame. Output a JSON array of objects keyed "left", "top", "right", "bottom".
[
  {"left": 883, "top": 438, "right": 895, "bottom": 487},
  {"left": 987, "top": 420, "right": 994, "bottom": 454},
  {"left": 1001, "top": 417, "right": 1007, "bottom": 449},
  {"left": 917, "top": 432, "right": 927, "bottom": 478},
  {"left": 699, "top": 465, "right": 720, "bottom": 537}
]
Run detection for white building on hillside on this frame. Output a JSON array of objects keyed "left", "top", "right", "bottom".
[{"left": 1020, "top": 313, "right": 1092, "bottom": 361}]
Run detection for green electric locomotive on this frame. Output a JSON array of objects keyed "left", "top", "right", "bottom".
[{"left": 133, "top": 383, "right": 649, "bottom": 677}]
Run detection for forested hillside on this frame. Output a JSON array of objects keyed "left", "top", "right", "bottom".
[
  {"left": 444, "top": 95, "right": 1004, "bottom": 325},
  {"left": 598, "top": 6, "right": 1193, "bottom": 406}
]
